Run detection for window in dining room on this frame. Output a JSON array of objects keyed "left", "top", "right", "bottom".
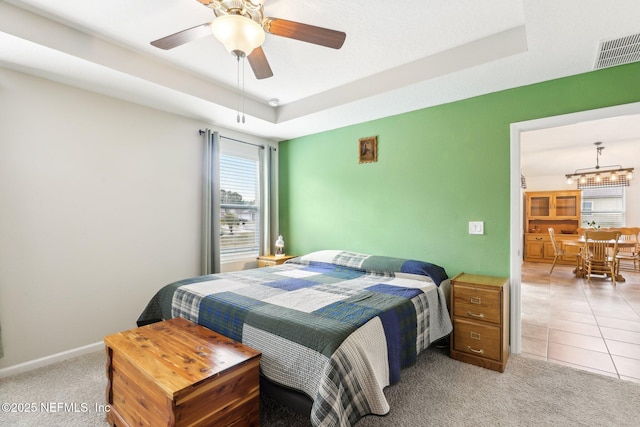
[{"left": 581, "top": 186, "right": 626, "bottom": 227}]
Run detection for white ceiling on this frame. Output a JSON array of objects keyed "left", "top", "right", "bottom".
[
  {"left": 521, "top": 114, "right": 640, "bottom": 179},
  {"left": 1, "top": 0, "right": 639, "bottom": 158}
]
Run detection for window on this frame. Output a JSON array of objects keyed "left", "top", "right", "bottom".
[
  {"left": 581, "top": 200, "right": 593, "bottom": 213},
  {"left": 202, "top": 130, "right": 276, "bottom": 274},
  {"left": 581, "top": 187, "right": 625, "bottom": 228},
  {"left": 219, "top": 142, "right": 260, "bottom": 263}
]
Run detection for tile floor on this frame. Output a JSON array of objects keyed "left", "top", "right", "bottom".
[{"left": 521, "top": 260, "right": 640, "bottom": 383}]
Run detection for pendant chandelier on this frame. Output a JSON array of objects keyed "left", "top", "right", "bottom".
[{"left": 565, "top": 142, "right": 634, "bottom": 189}]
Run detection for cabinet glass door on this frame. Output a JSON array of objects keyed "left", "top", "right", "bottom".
[
  {"left": 529, "top": 196, "right": 550, "bottom": 217},
  {"left": 555, "top": 195, "right": 578, "bottom": 217}
]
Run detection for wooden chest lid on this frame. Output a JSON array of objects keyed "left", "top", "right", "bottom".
[{"left": 104, "top": 317, "right": 261, "bottom": 396}]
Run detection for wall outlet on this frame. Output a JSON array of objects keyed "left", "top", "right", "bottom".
[{"left": 469, "top": 221, "right": 484, "bottom": 235}]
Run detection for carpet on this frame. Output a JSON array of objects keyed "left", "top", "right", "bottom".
[{"left": 1, "top": 347, "right": 638, "bottom": 426}]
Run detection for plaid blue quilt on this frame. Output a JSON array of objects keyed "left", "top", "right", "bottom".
[{"left": 137, "top": 250, "right": 453, "bottom": 427}]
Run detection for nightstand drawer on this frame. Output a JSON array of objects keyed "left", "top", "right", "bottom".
[
  {"left": 258, "top": 259, "right": 278, "bottom": 267},
  {"left": 452, "top": 284, "right": 501, "bottom": 324},
  {"left": 257, "top": 254, "right": 297, "bottom": 267},
  {"left": 452, "top": 318, "right": 501, "bottom": 361}
]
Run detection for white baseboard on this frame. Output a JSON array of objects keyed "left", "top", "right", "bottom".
[{"left": 0, "top": 341, "right": 103, "bottom": 379}]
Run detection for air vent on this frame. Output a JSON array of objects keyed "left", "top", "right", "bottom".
[{"left": 594, "top": 32, "right": 640, "bottom": 69}]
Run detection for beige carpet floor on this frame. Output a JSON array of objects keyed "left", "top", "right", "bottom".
[{"left": 1, "top": 346, "right": 639, "bottom": 426}]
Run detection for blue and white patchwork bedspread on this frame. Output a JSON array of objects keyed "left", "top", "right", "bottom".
[{"left": 137, "top": 250, "right": 453, "bottom": 427}]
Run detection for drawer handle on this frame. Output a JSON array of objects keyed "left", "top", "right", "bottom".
[
  {"left": 467, "top": 311, "right": 485, "bottom": 319},
  {"left": 536, "top": 237, "right": 543, "bottom": 240},
  {"left": 470, "top": 297, "right": 481, "bottom": 304},
  {"left": 467, "top": 346, "right": 484, "bottom": 355}
]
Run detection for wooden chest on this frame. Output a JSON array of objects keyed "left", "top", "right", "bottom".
[
  {"left": 449, "top": 273, "right": 510, "bottom": 373},
  {"left": 104, "top": 317, "right": 261, "bottom": 427}
]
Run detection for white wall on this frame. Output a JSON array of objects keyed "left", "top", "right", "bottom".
[
  {"left": 524, "top": 175, "right": 640, "bottom": 225},
  {"left": 0, "top": 68, "right": 271, "bottom": 370}
]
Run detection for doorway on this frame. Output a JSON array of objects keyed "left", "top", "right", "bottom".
[{"left": 509, "top": 101, "right": 640, "bottom": 354}]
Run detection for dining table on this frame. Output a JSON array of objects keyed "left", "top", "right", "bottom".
[{"left": 563, "top": 239, "right": 636, "bottom": 282}]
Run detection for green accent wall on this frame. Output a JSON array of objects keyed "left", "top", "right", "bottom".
[{"left": 278, "top": 62, "right": 640, "bottom": 278}]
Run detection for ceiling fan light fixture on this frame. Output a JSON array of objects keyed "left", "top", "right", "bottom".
[
  {"left": 210, "top": 14, "right": 265, "bottom": 57},
  {"left": 247, "top": 0, "right": 265, "bottom": 8}
]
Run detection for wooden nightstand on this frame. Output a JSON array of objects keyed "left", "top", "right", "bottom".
[
  {"left": 257, "top": 254, "right": 297, "bottom": 267},
  {"left": 449, "top": 273, "right": 510, "bottom": 372}
]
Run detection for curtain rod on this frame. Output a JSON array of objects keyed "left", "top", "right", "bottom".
[{"left": 199, "top": 129, "right": 268, "bottom": 149}]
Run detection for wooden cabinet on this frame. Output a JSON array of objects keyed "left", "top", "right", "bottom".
[
  {"left": 524, "top": 234, "right": 559, "bottom": 261},
  {"left": 450, "top": 273, "right": 509, "bottom": 373},
  {"left": 524, "top": 233, "right": 583, "bottom": 264},
  {"left": 104, "top": 317, "right": 261, "bottom": 427},
  {"left": 257, "top": 254, "right": 297, "bottom": 267},
  {"left": 524, "top": 234, "right": 546, "bottom": 260},
  {"left": 524, "top": 190, "right": 582, "bottom": 263},
  {"left": 526, "top": 191, "right": 580, "bottom": 220}
]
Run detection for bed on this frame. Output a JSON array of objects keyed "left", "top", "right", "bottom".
[{"left": 137, "top": 250, "right": 453, "bottom": 427}]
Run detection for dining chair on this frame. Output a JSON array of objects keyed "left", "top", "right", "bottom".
[
  {"left": 548, "top": 228, "right": 565, "bottom": 274},
  {"left": 615, "top": 227, "right": 640, "bottom": 273},
  {"left": 582, "top": 230, "right": 622, "bottom": 285}
]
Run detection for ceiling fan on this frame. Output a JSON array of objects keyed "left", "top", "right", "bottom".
[{"left": 150, "top": 0, "right": 347, "bottom": 80}]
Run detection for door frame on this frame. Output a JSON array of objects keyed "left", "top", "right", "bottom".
[{"left": 509, "top": 101, "right": 640, "bottom": 354}]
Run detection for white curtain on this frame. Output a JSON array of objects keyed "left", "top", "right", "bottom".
[{"left": 202, "top": 129, "right": 221, "bottom": 274}]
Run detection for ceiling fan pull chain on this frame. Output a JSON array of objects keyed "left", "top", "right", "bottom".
[
  {"left": 236, "top": 55, "right": 241, "bottom": 123},
  {"left": 242, "top": 57, "right": 246, "bottom": 124}
]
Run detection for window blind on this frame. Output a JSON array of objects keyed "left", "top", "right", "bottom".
[
  {"left": 219, "top": 142, "right": 260, "bottom": 263},
  {"left": 581, "top": 187, "right": 626, "bottom": 228}
]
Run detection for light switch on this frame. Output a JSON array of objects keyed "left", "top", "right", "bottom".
[{"left": 469, "top": 221, "right": 484, "bottom": 235}]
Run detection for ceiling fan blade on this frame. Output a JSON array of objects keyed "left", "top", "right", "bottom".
[
  {"left": 263, "top": 18, "right": 346, "bottom": 49},
  {"left": 150, "top": 23, "right": 212, "bottom": 50},
  {"left": 247, "top": 46, "right": 274, "bottom": 79}
]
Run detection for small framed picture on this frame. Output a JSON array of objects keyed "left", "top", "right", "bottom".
[{"left": 358, "top": 136, "right": 377, "bottom": 163}]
